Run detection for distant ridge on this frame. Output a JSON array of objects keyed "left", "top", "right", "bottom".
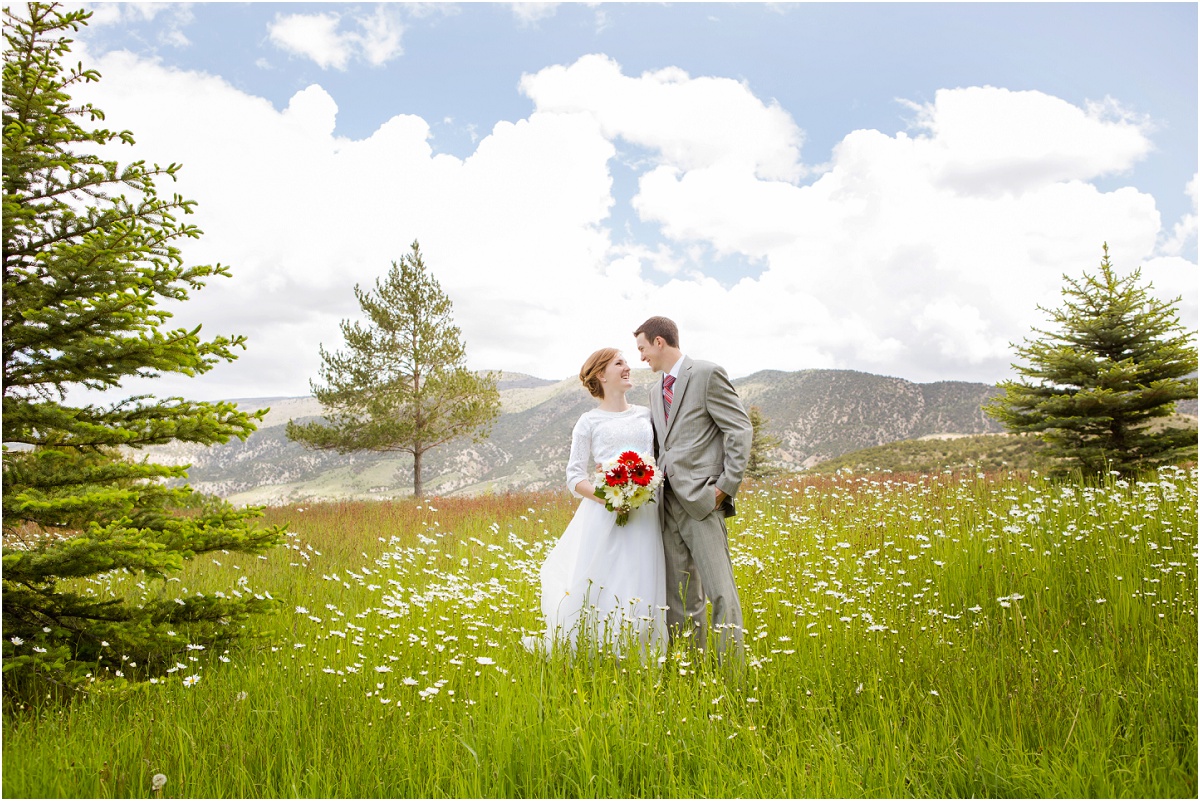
[
  {"left": 735, "top": 369, "right": 1004, "bottom": 468},
  {"left": 139, "top": 369, "right": 1196, "bottom": 504},
  {"left": 805, "top": 432, "right": 1053, "bottom": 475}
]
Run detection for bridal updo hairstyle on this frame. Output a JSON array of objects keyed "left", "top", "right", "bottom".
[{"left": 580, "top": 347, "right": 620, "bottom": 399}]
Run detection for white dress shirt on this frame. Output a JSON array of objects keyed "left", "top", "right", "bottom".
[{"left": 666, "top": 354, "right": 686, "bottom": 382}]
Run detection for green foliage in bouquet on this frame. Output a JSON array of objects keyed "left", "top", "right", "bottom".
[{"left": 2, "top": 2, "right": 283, "bottom": 699}]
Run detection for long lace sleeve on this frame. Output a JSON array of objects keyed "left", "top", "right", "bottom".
[{"left": 565, "top": 413, "right": 594, "bottom": 498}]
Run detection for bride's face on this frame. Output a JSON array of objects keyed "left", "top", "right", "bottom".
[{"left": 601, "top": 354, "right": 634, "bottom": 397}]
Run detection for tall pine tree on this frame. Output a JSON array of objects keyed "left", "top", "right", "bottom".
[
  {"left": 746, "top": 405, "right": 783, "bottom": 479},
  {"left": 984, "top": 244, "right": 1197, "bottom": 475},
  {"left": 287, "top": 241, "right": 501, "bottom": 497},
  {"left": 2, "top": 3, "right": 282, "bottom": 698}
]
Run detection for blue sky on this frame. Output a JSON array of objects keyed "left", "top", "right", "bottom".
[{"left": 66, "top": 2, "right": 1198, "bottom": 398}]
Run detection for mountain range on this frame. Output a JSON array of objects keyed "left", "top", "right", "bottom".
[{"left": 139, "top": 369, "right": 1196, "bottom": 505}]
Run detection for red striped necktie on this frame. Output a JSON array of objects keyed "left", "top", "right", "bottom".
[{"left": 663, "top": 374, "right": 676, "bottom": 423}]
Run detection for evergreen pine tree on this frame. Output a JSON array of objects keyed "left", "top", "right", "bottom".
[
  {"left": 287, "top": 241, "right": 501, "bottom": 497},
  {"left": 746, "top": 405, "right": 783, "bottom": 479},
  {"left": 984, "top": 244, "right": 1197, "bottom": 475},
  {"left": 2, "top": 3, "right": 282, "bottom": 698}
]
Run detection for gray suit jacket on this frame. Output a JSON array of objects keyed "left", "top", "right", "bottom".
[{"left": 650, "top": 357, "right": 753, "bottom": 521}]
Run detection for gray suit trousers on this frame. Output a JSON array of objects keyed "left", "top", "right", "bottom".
[{"left": 661, "top": 484, "right": 745, "bottom": 656}]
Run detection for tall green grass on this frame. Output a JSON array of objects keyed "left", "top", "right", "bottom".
[{"left": 4, "top": 468, "right": 1196, "bottom": 797}]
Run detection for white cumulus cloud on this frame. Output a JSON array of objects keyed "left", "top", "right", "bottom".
[
  {"left": 522, "top": 54, "right": 805, "bottom": 182},
  {"left": 903, "top": 88, "right": 1153, "bottom": 196},
  {"left": 64, "top": 50, "right": 1195, "bottom": 403},
  {"left": 268, "top": 7, "right": 404, "bottom": 70},
  {"left": 511, "top": 3, "right": 560, "bottom": 26},
  {"left": 268, "top": 12, "right": 348, "bottom": 69},
  {"left": 1157, "top": 173, "right": 1198, "bottom": 257},
  {"left": 81, "top": 2, "right": 194, "bottom": 47}
]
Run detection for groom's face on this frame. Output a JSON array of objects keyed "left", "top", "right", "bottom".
[{"left": 635, "top": 333, "right": 666, "bottom": 372}]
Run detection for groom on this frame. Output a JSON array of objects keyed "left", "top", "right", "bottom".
[{"left": 634, "top": 316, "right": 752, "bottom": 657}]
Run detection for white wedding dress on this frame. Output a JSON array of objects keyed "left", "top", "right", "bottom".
[{"left": 528, "top": 405, "right": 667, "bottom": 656}]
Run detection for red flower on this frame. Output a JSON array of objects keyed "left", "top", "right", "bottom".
[
  {"left": 630, "top": 464, "right": 653, "bottom": 487},
  {"left": 618, "top": 451, "right": 640, "bottom": 466},
  {"left": 605, "top": 465, "right": 629, "bottom": 486}
]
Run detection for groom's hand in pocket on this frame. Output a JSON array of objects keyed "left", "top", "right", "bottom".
[{"left": 714, "top": 487, "right": 728, "bottom": 511}]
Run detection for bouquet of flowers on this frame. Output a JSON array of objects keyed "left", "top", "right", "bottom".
[{"left": 593, "top": 450, "right": 663, "bottom": 526}]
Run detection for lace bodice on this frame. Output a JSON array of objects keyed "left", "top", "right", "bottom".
[{"left": 565, "top": 406, "right": 655, "bottom": 496}]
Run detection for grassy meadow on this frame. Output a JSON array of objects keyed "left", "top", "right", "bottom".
[{"left": 3, "top": 467, "right": 1197, "bottom": 798}]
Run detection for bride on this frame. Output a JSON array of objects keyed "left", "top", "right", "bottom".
[{"left": 527, "top": 348, "right": 667, "bottom": 655}]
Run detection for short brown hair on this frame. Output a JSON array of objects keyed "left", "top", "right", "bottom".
[
  {"left": 633, "top": 316, "right": 679, "bottom": 348},
  {"left": 579, "top": 347, "right": 620, "bottom": 399}
]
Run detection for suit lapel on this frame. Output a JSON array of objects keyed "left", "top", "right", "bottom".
[{"left": 664, "top": 357, "right": 693, "bottom": 439}]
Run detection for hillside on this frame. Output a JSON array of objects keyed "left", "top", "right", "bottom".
[
  {"left": 735, "top": 369, "right": 1003, "bottom": 469},
  {"left": 804, "top": 412, "right": 1198, "bottom": 477},
  {"left": 804, "top": 433, "right": 1053, "bottom": 475},
  {"left": 138, "top": 369, "right": 1195, "bottom": 504}
]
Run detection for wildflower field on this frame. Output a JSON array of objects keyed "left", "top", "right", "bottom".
[{"left": 3, "top": 468, "right": 1196, "bottom": 798}]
